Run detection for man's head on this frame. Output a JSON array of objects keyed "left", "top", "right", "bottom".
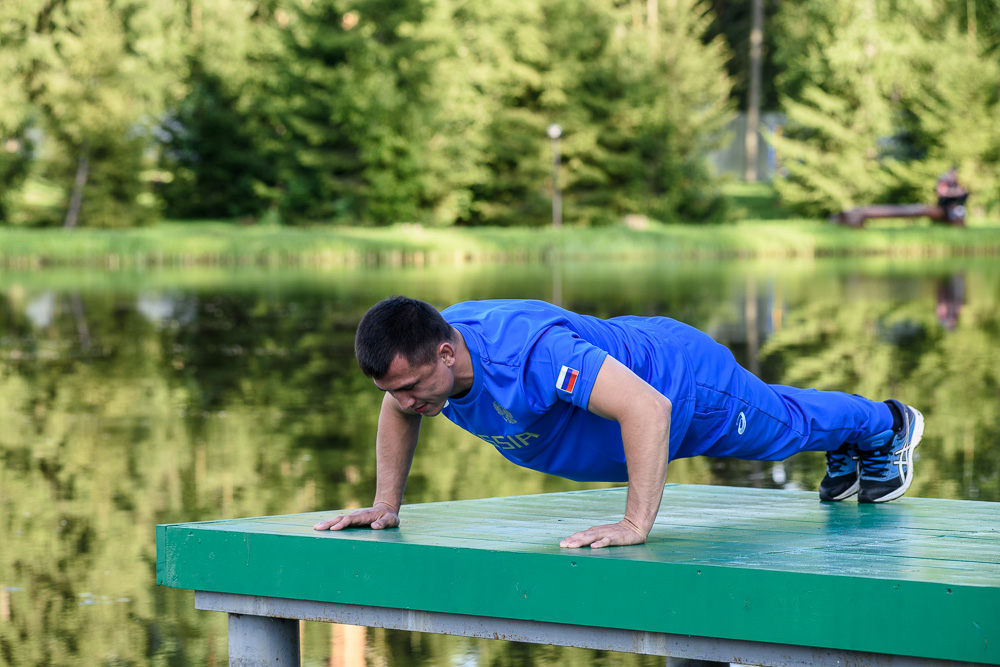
[
  {"left": 355, "top": 296, "right": 453, "bottom": 380},
  {"left": 356, "top": 296, "right": 462, "bottom": 416}
]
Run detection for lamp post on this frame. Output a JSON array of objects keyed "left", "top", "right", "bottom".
[{"left": 547, "top": 124, "right": 562, "bottom": 228}]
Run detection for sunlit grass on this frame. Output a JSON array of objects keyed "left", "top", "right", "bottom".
[
  {"left": 1, "top": 183, "right": 999, "bottom": 268},
  {"left": 722, "top": 181, "right": 793, "bottom": 220},
  {"left": 1, "top": 220, "right": 999, "bottom": 268}
]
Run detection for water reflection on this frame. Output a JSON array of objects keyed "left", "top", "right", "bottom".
[
  {"left": 936, "top": 273, "right": 965, "bottom": 330},
  {"left": 0, "top": 259, "right": 997, "bottom": 665}
]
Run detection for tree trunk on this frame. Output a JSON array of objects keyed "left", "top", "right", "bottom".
[
  {"left": 64, "top": 146, "right": 89, "bottom": 228},
  {"left": 647, "top": 0, "right": 659, "bottom": 56},
  {"left": 744, "top": 0, "right": 764, "bottom": 182},
  {"left": 69, "top": 292, "right": 91, "bottom": 353},
  {"left": 967, "top": 0, "right": 977, "bottom": 50}
]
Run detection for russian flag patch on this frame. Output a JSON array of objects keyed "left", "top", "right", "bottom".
[{"left": 556, "top": 365, "right": 580, "bottom": 394}]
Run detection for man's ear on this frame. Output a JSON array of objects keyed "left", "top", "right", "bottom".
[{"left": 438, "top": 341, "right": 456, "bottom": 366}]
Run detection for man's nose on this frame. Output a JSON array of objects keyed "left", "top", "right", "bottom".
[{"left": 394, "top": 392, "right": 415, "bottom": 409}]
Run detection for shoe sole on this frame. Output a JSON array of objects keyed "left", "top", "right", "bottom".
[
  {"left": 823, "top": 479, "right": 859, "bottom": 501},
  {"left": 868, "top": 406, "right": 924, "bottom": 503}
]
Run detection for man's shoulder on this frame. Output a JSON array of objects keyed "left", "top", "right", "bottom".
[
  {"left": 444, "top": 300, "right": 578, "bottom": 367},
  {"left": 443, "top": 299, "right": 556, "bottom": 317},
  {"left": 443, "top": 300, "right": 576, "bottom": 332}
]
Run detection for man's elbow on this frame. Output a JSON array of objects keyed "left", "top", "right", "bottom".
[{"left": 644, "top": 391, "right": 672, "bottom": 434}]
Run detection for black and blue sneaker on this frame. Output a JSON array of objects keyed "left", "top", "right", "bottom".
[
  {"left": 857, "top": 401, "right": 924, "bottom": 503},
  {"left": 819, "top": 442, "right": 860, "bottom": 501}
]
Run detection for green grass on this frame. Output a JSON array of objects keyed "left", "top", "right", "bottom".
[
  {"left": 1, "top": 218, "right": 998, "bottom": 269},
  {"left": 722, "top": 182, "right": 793, "bottom": 220},
  {"left": 1, "top": 183, "right": 998, "bottom": 267}
]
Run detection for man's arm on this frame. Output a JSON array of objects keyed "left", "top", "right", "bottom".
[
  {"left": 313, "top": 392, "right": 421, "bottom": 531},
  {"left": 559, "top": 355, "right": 671, "bottom": 549}
]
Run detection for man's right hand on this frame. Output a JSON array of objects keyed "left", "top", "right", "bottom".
[{"left": 313, "top": 503, "right": 400, "bottom": 531}]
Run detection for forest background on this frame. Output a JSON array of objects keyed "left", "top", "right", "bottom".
[{"left": 1, "top": 0, "right": 999, "bottom": 230}]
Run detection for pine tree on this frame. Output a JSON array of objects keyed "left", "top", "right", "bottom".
[
  {"left": 771, "top": 0, "right": 1000, "bottom": 217},
  {"left": 898, "top": 24, "right": 1000, "bottom": 216},
  {"left": 704, "top": 0, "right": 782, "bottom": 111},
  {"left": 459, "top": 0, "right": 733, "bottom": 226},
  {"left": 770, "top": 0, "right": 905, "bottom": 215},
  {"left": 0, "top": 3, "right": 35, "bottom": 223},
  {"left": 155, "top": 0, "right": 286, "bottom": 220},
  {"left": 265, "top": 0, "right": 485, "bottom": 225},
  {"left": 4, "top": 0, "right": 185, "bottom": 227},
  {"left": 158, "top": 63, "right": 275, "bottom": 219}
]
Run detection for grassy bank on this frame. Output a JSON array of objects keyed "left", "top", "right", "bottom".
[
  {"left": 1, "top": 217, "right": 999, "bottom": 269},
  {"left": 4, "top": 183, "right": 997, "bottom": 267},
  {"left": 1, "top": 219, "right": 999, "bottom": 268}
]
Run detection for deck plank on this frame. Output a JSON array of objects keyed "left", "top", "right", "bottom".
[{"left": 157, "top": 484, "right": 1000, "bottom": 665}]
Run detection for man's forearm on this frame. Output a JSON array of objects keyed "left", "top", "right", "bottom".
[
  {"left": 372, "top": 393, "right": 422, "bottom": 511},
  {"left": 620, "top": 396, "right": 671, "bottom": 536},
  {"left": 560, "top": 355, "right": 672, "bottom": 548}
]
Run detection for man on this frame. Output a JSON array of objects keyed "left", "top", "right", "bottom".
[
  {"left": 314, "top": 297, "right": 923, "bottom": 549},
  {"left": 936, "top": 167, "right": 968, "bottom": 223}
]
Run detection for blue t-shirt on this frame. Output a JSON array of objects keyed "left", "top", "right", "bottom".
[{"left": 440, "top": 300, "right": 696, "bottom": 482}]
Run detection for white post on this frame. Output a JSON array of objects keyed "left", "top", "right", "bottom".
[{"left": 547, "top": 124, "right": 563, "bottom": 228}]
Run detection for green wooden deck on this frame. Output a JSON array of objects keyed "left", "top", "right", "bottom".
[{"left": 157, "top": 484, "right": 1000, "bottom": 665}]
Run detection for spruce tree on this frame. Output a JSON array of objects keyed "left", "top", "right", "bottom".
[
  {"left": 771, "top": 0, "right": 1000, "bottom": 218},
  {"left": 4, "top": 0, "right": 185, "bottom": 227},
  {"left": 459, "top": 0, "right": 732, "bottom": 226},
  {"left": 898, "top": 25, "right": 1000, "bottom": 216},
  {"left": 267, "top": 0, "right": 484, "bottom": 224},
  {"left": 770, "top": 0, "right": 904, "bottom": 216},
  {"left": 158, "top": 62, "right": 275, "bottom": 219},
  {"left": 155, "top": 0, "right": 287, "bottom": 221},
  {"left": 0, "top": 3, "right": 34, "bottom": 223}
]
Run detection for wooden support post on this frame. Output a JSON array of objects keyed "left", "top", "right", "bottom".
[{"left": 228, "top": 612, "right": 300, "bottom": 666}]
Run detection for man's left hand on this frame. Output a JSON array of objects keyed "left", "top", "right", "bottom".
[{"left": 559, "top": 519, "right": 647, "bottom": 549}]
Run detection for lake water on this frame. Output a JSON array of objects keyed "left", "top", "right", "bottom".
[{"left": 1, "top": 258, "right": 997, "bottom": 665}]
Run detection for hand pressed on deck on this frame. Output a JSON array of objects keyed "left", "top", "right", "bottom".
[
  {"left": 314, "top": 503, "right": 400, "bottom": 531},
  {"left": 559, "top": 518, "right": 647, "bottom": 549}
]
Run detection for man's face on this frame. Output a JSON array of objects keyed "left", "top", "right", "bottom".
[{"left": 373, "top": 349, "right": 454, "bottom": 417}]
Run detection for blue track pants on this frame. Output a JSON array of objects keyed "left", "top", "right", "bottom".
[{"left": 671, "top": 322, "right": 894, "bottom": 462}]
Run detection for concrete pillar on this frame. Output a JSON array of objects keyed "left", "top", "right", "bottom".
[{"left": 228, "top": 613, "right": 301, "bottom": 666}]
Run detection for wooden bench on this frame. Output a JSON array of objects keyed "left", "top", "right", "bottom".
[
  {"left": 829, "top": 203, "right": 966, "bottom": 227},
  {"left": 156, "top": 484, "right": 1000, "bottom": 666}
]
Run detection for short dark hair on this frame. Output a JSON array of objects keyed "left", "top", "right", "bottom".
[{"left": 355, "top": 296, "right": 453, "bottom": 379}]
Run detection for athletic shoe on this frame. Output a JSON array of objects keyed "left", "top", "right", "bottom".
[
  {"left": 857, "top": 401, "right": 924, "bottom": 503},
  {"left": 818, "top": 442, "right": 859, "bottom": 501}
]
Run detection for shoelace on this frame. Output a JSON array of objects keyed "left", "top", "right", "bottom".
[
  {"left": 827, "top": 446, "right": 857, "bottom": 475},
  {"left": 859, "top": 444, "right": 894, "bottom": 477}
]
